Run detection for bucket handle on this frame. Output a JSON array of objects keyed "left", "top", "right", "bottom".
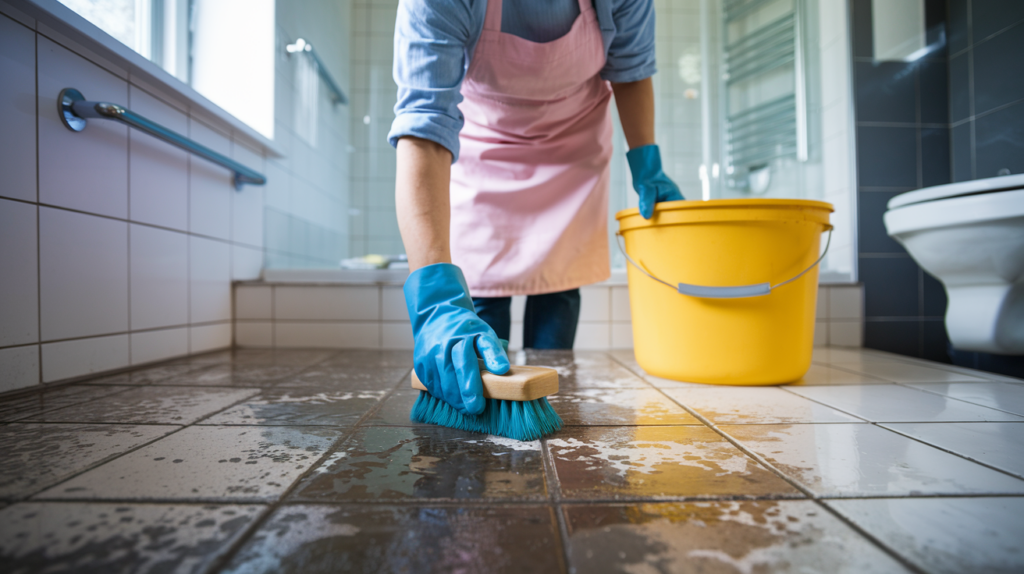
[{"left": 615, "top": 227, "right": 832, "bottom": 299}]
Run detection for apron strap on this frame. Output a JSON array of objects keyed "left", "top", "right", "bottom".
[{"left": 483, "top": 0, "right": 503, "bottom": 31}]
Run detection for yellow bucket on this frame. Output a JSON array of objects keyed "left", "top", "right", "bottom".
[{"left": 616, "top": 199, "right": 833, "bottom": 385}]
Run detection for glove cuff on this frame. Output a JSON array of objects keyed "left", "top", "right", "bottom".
[
  {"left": 403, "top": 263, "right": 474, "bottom": 331},
  {"left": 626, "top": 144, "right": 663, "bottom": 177}
]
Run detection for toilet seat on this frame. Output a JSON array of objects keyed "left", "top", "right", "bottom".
[
  {"left": 888, "top": 173, "right": 1024, "bottom": 209},
  {"left": 884, "top": 188, "right": 1024, "bottom": 236}
]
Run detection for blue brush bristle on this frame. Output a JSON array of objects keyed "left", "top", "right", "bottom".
[{"left": 410, "top": 391, "right": 563, "bottom": 441}]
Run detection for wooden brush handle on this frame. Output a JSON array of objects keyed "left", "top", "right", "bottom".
[{"left": 410, "top": 360, "right": 559, "bottom": 402}]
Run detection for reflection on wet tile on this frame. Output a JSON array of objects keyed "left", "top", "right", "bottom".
[
  {"left": 608, "top": 350, "right": 707, "bottom": 389},
  {"left": 565, "top": 501, "right": 910, "bottom": 573},
  {"left": 0, "top": 386, "right": 129, "bottom": 422},
  {"left": 222, "top": 504, "right": 562, "bottom": 574},
  {"left": 907, "top": 382, "right": 1024, "bottom": 416},
  {"left": 549, "top": 389, "right": 700, "bottom": 425},
  {"left": 881, "top": 422, "right": 1024, "bottom": 479},
  {"left": 158, "top": 364, "right": 308, "bottom": 387},
  {"left": 548, "top": 426, "right": 800, "bottom": 500},
  {"left": 21, "top": 387, "right": 259, "bottom": 425},
  {"left": 292, "top": 426, "right": 545, "bottom": 501},
  {"left": 362, "top": 388, "right": 430, "bottom": 426},
  {"left": 320, "top": 350, "right": 413, "bottom": 368},
  {"left": 790, "top": 364, "right": 892, "bottom": 386},
  {"left": 83, "top": 363, "right": 211, "bottom": 385},
  {"left": 834, "top": 361, "right": 989, "bottom": 383},
  {"left": 0, "top": 502, "right": 263, "bottom": 573},
  {"left": 664, "top": 387, "right": 862, "bottom": 424},
  {"left": 202, "top": 389, "right": 387, "bottom": 426},
  {"left": 829, "top": 497, "right": 1024, "bottom": 574},
  {"left": 811, "top": 347, "right": 881, "bottom": 364},
  {"left": 276, "top": 366, "right": 410, "bottom": 391},
  {"left": 0, "top": 424, "right": 176, "bottom": 499},
  {"left": 521, "top": 350, "right": 649, "bottom": 389},
  {"left": 724, "top": 423, "right": 1024, "bottom": 497},
  {"left": 39, "top": 426, "right": 337, "bottom": 501},
  {"left": 787, "top": 385, "right": 1024, "bottom": 422}
]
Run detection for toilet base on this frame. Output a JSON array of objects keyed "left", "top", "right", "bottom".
[{"left": 947, "top": 283, "right": 1024, "bottom": 354}]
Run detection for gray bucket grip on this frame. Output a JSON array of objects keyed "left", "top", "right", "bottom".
[{"left": 616, "top": 228, "right": 832, "bottom": 300}]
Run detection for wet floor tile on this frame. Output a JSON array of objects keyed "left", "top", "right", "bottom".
[
  {"left": 881, "top": 422, "right": 1024, "bottom": 478},
  {"left": 548, "top": 426, "right": 801, "bottom": 500},
  {"left": 608, "top": 350, "right": 708, "bottom": 389},
  {"left": 564, "top": 500, "right": 910, "bottom": 573},
  {"left": 82, "top": 363, "right": 212, "bottom": 385},
  {"left": 219, "top": 349, "right": 337, "bottom": 366},
  {"left": 811, "top": 347, "right": 882, "bottom": 364},
  {"left": 361, "top": 388, "right": 430, "bottom": 426},
  {"left": 157, "top": 364, "right": 309, "bottom": 387},
  {"left": 0, "top": 424, "right": 177, "bottom": 499},
  {"left": 832, "top": 361, "right": 989, "bottom": 383},
  {"left": 906, "top": 381, "right": 1024, "bottom": 416},
  {"left": 0, "top": 385, "right": 130, "bottom": 422},
  {"left": 20, "top": 387, "right": 259, "bottom": 425},
  {"left": 37, "top": 426, "right": 338, "bottom": 501},
  {"left": 548, "top": 389, "right": 701, "bottom": 425},
  {"left": 723, "top": 423, "right": 1024, "bottom": 497},
  {"left": 291, "top": 426, "right": 546, "bottom": 502},
  {"left": 320, "top": 349, "right": 413, "bottom": 368},
  {"left": 663, "top": 387, "right": 862, "bottom": 424},
  {"left": 0, "top": 502, "right": 264, "bottom": 574},
  {"left": 221, "top": 504, "right": 563, "bottom": 574},
  {"left": 521, "top": 350, "right": 649, "bottom": 389},
  {"left": 201, "top": 389, "right": 387, "bottom": 426},
  {"left": 786, "top": 384, "right": 1024, "bottom": 422},
  {"left": 789, "top": 364, "right": 892, "bottom": 386},
  {"left": 829, "top": 497, "right": 1024, "bottom": 574},
  {"left": 275, "top": 366, "right": 411, "bottom": 391}
]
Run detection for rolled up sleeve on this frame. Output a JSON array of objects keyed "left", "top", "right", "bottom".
[
  {"left": 600, "top": 0, "right": 657, "bottom": 84},
  {"left": 388, "top": 0, "right": 474, "bottom": 162}
]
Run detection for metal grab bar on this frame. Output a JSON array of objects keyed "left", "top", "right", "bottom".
[
  {"left": 57, "top": 88, "right": 266, "bottom": 190},
  {"left": 285, "top": 38, "right": 348, "bottom": 105}
]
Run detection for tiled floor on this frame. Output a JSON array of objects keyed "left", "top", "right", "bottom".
[{"left": 0, "top": 347, "right": 1022, "bottom": 573}]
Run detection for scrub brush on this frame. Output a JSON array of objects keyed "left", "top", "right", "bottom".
[{"left": 409, "top": 361, "right": 563, "bottom": 441}]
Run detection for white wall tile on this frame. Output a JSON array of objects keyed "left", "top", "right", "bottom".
[
  {"left": 829, "top": 320, "right": 863, "bottom": 347},
  {"left": 131, "top": 327, "right": 189, "bottom": 365},
  {"left": 511, "top": 296, "right": 526, "bottom": 320},
  {"left": 0, "top": 345, "right": 39, "bottom": 393},
  {"left": 190, "top": 236, "right": 232, "bottom": 323},
  {"left": 611, "top": 286, "right": 631, "bottom": 322},
  {"left": 188, "top": 118, "right": 233, "bottom": 239},
  {"left": 231, "top": 140, "right": 265, "bottom": 247},
  {"left": 0, "top": 199, "right": 39, "bottom": 347},
  {"left": 130, "top": 224, "right": 188, "bottom": 330},
  {"left": 0, "top": 15, "right": 37, "bottom": 202},
  {"left": 39, "top": 207, "right": 128, "bottom": 341},
  {"left": 274, "top": 286, "right": 380, "bottom": 321},
  {"left": 611, "top": 322, "right": 634, "bottom": 349},
  {"left": 573, "top": 322, "right": 610, "bottom": 350},
  {"left": 41, "top": 334, "right": 130, "bottom": 383},
  {"left": 235, "top": 286, "right": 273, "bottom": 319},
  {"left": 235, "top": 321, "right": 274, "bottom": 347},
  {"left": 381, "top": 286, "right": 408, "bottom": 321},
  {"left": 190, "top": 322, "right": 232, "bottom": 353},
  {"left": 232, "top": 245, "right": 264, "bottom": 280},
  {"left": 509, "top": 322, "right": 524, "bottom": 350},
  {"left": 37, "top": 37, "right": 128, "bottom": 218},
  {"left": 128, "top": 86, "right": 189, "bottom": 230},
  {"left": 814, "top": 320, "right": 828, "bottom": 346},
  {"left": 275, "top": 322, "right": 381, "bottom": 348},
  {"left": 817, "top": 286, "right": 830, "bottom": 319},
  {"left": 579, "top": 287, "right": 611, "bottom": 322},
  {"left": 381, "top": 322, "right": 414, "bottom": 350},
  {"left": 829, "top": 285, "right": 864, "bottom": 320}
]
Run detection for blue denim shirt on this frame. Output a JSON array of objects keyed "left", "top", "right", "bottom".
[{"left": 388, "top": 0, "right": 658, "bottom": 162}]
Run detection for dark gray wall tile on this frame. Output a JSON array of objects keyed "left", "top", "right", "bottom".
[
  {"left": 921, "top": 127, "right": 951, "bottom": 186},
  {"left": 852, "top": 0, "right": 873, "bottom": 58},
  {"left": 975, "top": 100, "right": 1024, "bottom": 177},
  {"left": 951, "top": 122, "right": 973, "bottom": 181},
  {"left": 948, "top": 0, "right": 969, "bottom": 54},
  {"left": 858, "top": 192, "right": 910, "bottom": 254},
  {"left": 973, "top": 25, "right": 1024, "bottom": 114},
  {"left": 948, "top": 54, "right": 970, "bottom": 122},
  {"left": 865, "top": 320, "right": 921, "bottom": 357},
  {"left": 860, "top": 257, "right": 920, "bottom": 317},
  {"left": 925, "top": 0, "right": 947, "bottom": 45},
  {"left": 971, "top": 0, "right": 1024, "bottom": 41},
  {"left": 857, "top": 126, "right": 918, "bottom": 187},
  {"left": 920, "top": 58, "right": 950, "bottom": 124},
  {"left": 855, "top": 61, "right": 918, "bottom": 123},
  {"left": 922, "top": 271, "right": 948, "bottom": 317},
  {"left": 922, "top": 320, "right": 952, "bottom": 363}
]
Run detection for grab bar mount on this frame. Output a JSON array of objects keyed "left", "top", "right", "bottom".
[{"left": 58, "top": 88, "right": 266, "bottom": 190}]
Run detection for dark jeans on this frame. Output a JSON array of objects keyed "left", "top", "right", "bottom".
[{"left": 473, "top": 288, "right": 581, "bottom": 349}]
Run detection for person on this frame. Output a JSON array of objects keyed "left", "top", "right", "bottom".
[{"left": 390, "top": 0, "right": 684, "bottom": 416}]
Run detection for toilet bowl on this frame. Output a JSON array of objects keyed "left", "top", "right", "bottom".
[{"left": 884, "top": 174, "right": 1024, "bottom": 354}]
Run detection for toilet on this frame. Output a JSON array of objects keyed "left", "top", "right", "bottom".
[{"left": 884, "top": 174, "right": 1024, "bottom": 355}]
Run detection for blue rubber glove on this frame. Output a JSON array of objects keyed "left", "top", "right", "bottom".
[
  {"left": 626, "top": 144, "right": 685, "bottom": 219},
  {"left": 404, "top": 263, "right": 511, "bottom": 415}
]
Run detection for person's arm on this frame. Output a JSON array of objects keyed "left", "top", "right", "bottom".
[
  {"left": 396, "top": 136, "right": 453, "bottom": 271},
  {"left": 611, "top": 77, "right": 656, "bottom": 150}
]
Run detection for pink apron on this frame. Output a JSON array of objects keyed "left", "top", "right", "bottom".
[{"left": 450, "top": 0, "right": 614, "bottom": 297}]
